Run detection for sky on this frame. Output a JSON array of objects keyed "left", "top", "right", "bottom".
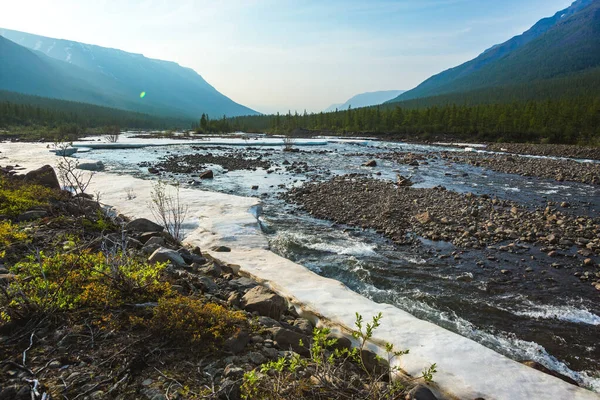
[{"left": 0, "top": 0, "right": 575, "bottom": 114}]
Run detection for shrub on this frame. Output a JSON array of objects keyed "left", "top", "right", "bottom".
[
  {"left": 2, "top": 251, "right": 170, "bottom": 321},
  {"left": 151, "top": 295, "right": 246, "bottom": 346},
  {"left": 0, "top": 176, "right": 59, "bottom": 217}
]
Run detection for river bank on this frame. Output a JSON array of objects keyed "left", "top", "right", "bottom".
[{"left": 2, "top": 139, "right": 599, "bottom": 399}]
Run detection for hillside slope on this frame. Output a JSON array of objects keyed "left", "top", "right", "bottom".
[
  {"left": 390, "top": 0, "right": 598, "bottom": 102},
  {"left": 0, "top": 29, "right": 257, "bottom": 118},
  {"left": 324, "top": 90, "right": 405, "bottom": 112}
]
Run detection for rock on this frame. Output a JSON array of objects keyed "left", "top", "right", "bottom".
[
  {"left": 49, "top": 360, "right": 62, "bottom": 369},
  {"left": 200, "top": 170, "right": 214, "bottom": 179},
  {"left": 148, "top": 247, "right": 187, "bottom": 268},
  {"left": 199, "top": 263, "right": 222, "bottom": 277},
  {"left": 501, "top": 269, "right": 511, "bottom": 275},
  {"left": 242, "top": 286, "right": 287, "bottom": 320},
  {"left": 144, "top": 236, "right": 166, "bottom": 247},
  {"left": 24, "top": 165, "right": 60, "bottom": 190},
  {"left": 77, "top": 161, "right": 104, "bottom": 171},
  {"left": 406, "top": 384, "right": 438, "bottom": 400},
  {"left": 269, "top": 327, "right": 310, "bottom": 356},
  {"left": 326, "top": 333, "right": 352, "bottom": 351},
  {"left": 197, "top": 276, "right": 218, "bottom": 293},
  {"left": 126, "top": 218, "right": 164, "bottom": 232},
  {"left": 227, "top": 291, "right": 241, "bottom": 307},
  {"left": 360, "top": 349, "right": 387, "bottom": 375},
  {"left": 229, "top": 277, "right": 257, "bottom": 291},
  {"left": 251, "top": 185, "right": 259, "bottom": 190},
  {"left": 415, "top": 211, "right": 432, "bottom": 224},
  {"left": 17, "top": 210, "right": 47, "bottom": 221},
  {"left": 225, "top": 331, "right": 250, "bottom": 354},
  {"left": 148, "top": 167, "right": 160, "bottom": 174},
  {"left": 219, "top": 378, "right": 241, "bottom": 400},
  {"left": 522, "top": 361, "right": 579, "bottom": 386},
  {"left": 548, "top": 251, "right": 559, "bottom": 257},
  {"left": 0, "top": 386, "right": 17, "bottom": 400},
  {"left": 363, "top": 160, "right": 377, "bottom": 167},
  {"left": 560, "top": 202, "right": 570, "bottom": 208},
  {"left": 223, "top": 364, "right": 244, "bottom": 378},
  {"left": 247, "top": 351, "right": 267, "bottom": 365},
  {"left": 583, "top": 258, "right": 594, "bottom": 267},
  {"left": 292, "top": 319, "right": 314, "bottom": 335},
  {"left": 257, "top": 316, "right": 282, "bottom": 328},
  {"left": 397, "top": 174, "right": 413, "bottom": 187},
  {"left": 211, "top": 245, "right": 231, "bottom": 252}
]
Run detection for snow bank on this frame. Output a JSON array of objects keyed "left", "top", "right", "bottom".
[{"left": 1, "top": 142, "right": 598, "bottom": 400}]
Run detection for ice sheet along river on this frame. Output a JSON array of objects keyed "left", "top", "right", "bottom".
[{"left": 76, "top": 134, "right": 600, "bottom": 391}]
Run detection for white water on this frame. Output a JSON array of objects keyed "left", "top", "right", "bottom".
[{"left": 2, "top": 141, "right": 599, "bottom": 400}]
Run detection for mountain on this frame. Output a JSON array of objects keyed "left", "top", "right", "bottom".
[
  {"left": 0, "top": 28, "right": 257, "bottom": 118},
  {"left": 389, "top": 0, "right": 599, "bottom": 103},
  {"left": 325, "top": 90, "right": 405, "bottom": 112}
]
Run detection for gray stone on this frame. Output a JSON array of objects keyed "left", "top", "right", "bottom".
[
  {"left": 197, "top": 276, "right": 218, "bottom": 293},
  {"left": 17, "top": 210, "right": 47, "bottom": 221},
  {"left": 225, "top": 331, "right": 249, "bottom": 354},
  {"left": 145, "top": 236, "right": 166, "bottom": 247},
  {"left": 148, "top": 247, "right": 187, "bottom": 268},
  {"left": 407, "top": 385, "right": 438, "bottom": 400},
  {"left": 211, "top": 245, "right": 231, "bottom": 252},
  {"left": 223, "top": 364, "right": 244, "bottom": 378},
  {"left": 229, "top": 277, "right": 257, "bottom": 291},
  {"left": 292, "top": 319, "right": 314, "bottom": 335},
  {"left": 24, "top": 165, "right": 60, "bottom": 190},
  {"left": 269, "top": 327, "right": 310, "bottom": 356},
  {"left": 247, "top": 351, "right": 267, "bottom": 365},
  {"left": 126, "top": 218, "right": 164, "bottom": 232},
  {"left": 257, "top": 316, "right": 281, "bottom": 328},
  {"left": 77, "top": 161, "right": 104, "bottom": 171},
  {"left": 200, "top": 170, "right": 214, "bottom": 179},
  {"left": 242, "top": 286, "right": 286, "bottom": 320}
]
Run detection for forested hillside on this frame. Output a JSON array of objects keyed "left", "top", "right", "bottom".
[
  {"left": 391, "top": 0, "right": 600, "bottom": 102},
  {"left": 211, "top": 96, "right": 600, "bottom": 145},
  {"left": 0, "top": 91, "right": 191, "bottom": 138}
]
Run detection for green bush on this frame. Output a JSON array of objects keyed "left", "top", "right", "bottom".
[
  {"left": 0, "top": 176, "right": 59, "bottom": 217},
  {"left": 150, "top": 295, "right": 246, "bottom": 346},
  {"left": 2, "top": 251, "right": 170, "bottom": 321}
]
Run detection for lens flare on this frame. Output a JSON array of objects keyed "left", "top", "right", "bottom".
[{"left": 140, "top": 91, "right": 146, "bottom": 99}]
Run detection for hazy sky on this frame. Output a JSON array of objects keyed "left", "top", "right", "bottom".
[{"left": 1, "top": 0, "right": 574, "bottom": 114}]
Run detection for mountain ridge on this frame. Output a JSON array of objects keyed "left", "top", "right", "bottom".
[
  {"left": 325, "top": 90, "right": 405, "bottom": 112},
  {"left": 0, "top": 28, "right": 258, "bottom": 118},
  {"left": 389, "top": 0, "right": 598, "bottom": 103}
]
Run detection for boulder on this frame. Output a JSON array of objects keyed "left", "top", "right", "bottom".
[
  {"left": 148, "top": 247, "right": 187, "bottom": 268},
  {"left": 200, "top": 170, "right": 214, "bottom": 179},
  {"left": 77, "top": 161, "right": 104, "bottom": 171},
  {"left": 126, "top": 218, "right": 164, "bottom": 232},
  {"left": 268, "top": 327, "right": 310, "bottom": 356},
  {"left": 24, "top": 165, "right": 60, "bottom": 190},
  {"left": 363, "top": 160, "right": 377, "bottom": 167},
  {"left": 242, "top": 286, "right": 287, "bottom": 320}
]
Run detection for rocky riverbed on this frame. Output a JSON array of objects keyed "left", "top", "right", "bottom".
[
  {"left": 438, "top": 151, "right": 600, "bottom": 186},
  {"left": 486, "top": 143, "right": 600, "bottom": 161}
]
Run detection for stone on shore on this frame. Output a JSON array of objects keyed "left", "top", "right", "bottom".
[
  {"left": 24, "top": 165, "right": 60, "bottom": 190},
  {"left": 126, "top": 218, "right": 164, "bottom": 232},
  {"left": 148, "top": 247, "right": 187, "bottom": 268},
  {"left": 242, "top": 286, "right": 286, "bottom": 320}
]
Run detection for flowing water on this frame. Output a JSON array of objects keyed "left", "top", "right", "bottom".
[{"left": 78, "top": 134, "right": 600, "bottom": 391}]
